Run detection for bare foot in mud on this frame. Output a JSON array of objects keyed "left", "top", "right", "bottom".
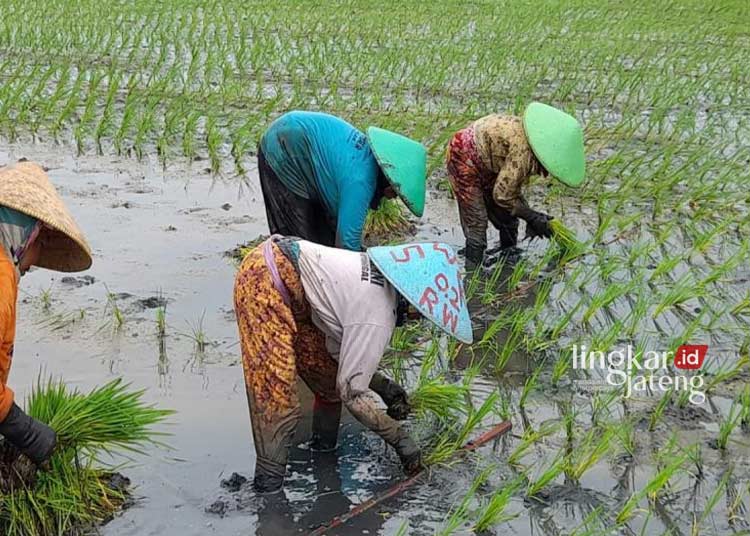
[{"left": 60, "top": 275, "right": 96, "bottom": 288}]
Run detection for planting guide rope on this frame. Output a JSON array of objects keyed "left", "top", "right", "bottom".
[{"left": 308, "top": 421, "right": 512, "bottom": 536}]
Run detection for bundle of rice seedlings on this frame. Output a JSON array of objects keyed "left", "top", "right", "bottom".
[
  {"left": 226, "top": 234, "right": 268, "bottom": 265},
  {"left": 364, "top": 199, "right": 413, "bottom": 244},
  {"left": 409, "top": 378, "right": 469, "bottom": 421},
  {"left": 0, "top": 378, "right": 172, "bottom": 535},
  {"left": 549, "top": 220, "right": 585, "bottom": 260}
]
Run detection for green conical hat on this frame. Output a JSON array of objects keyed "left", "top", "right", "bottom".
[
  {"left": 366, "top": 127, "right": 426, "bottom": 217},
  {"left": 523, "top": 102, "right": 586, "bottom": 188}
]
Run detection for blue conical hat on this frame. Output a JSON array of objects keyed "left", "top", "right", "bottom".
[{"left": 368, "top": 242, "right": 473, "bottom": 343}]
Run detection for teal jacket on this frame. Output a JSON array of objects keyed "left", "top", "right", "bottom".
[{"left": 260, "top": 111, "right": 381, "bottom": 251}]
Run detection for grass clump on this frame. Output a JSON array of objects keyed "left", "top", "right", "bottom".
[{"left": 0, "top": 378, "right": 172, "bottom": 535}]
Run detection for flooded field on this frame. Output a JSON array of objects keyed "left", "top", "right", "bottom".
[
  {"left": 3, "top": 141, "right": 475, "bottom": 535},
  {"left": 0, "top": 0, "right": 749, "bottom": 534},
  {"left": 4, "top": 136, "right": 750, "bottom": 536}
]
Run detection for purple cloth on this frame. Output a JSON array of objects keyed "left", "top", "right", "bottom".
[{"left": 263, "top": 238, "right": 291, "bottom": 307}]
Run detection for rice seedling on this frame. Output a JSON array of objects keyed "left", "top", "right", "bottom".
[
  {"left": 472, "top": 477, "right": 522, "bottom": 531},
  {"left": 410, "top": 378, "right": 468, "bottom": 421},
  {"left": 519, "top": 364, "right": 542, "bottom": 409},
  {"left": 435, "top": 466, "right": 491, "bottom": 536},
  {"left": 590, "top": 388, "right": 621, "bottom": 426},
  {"left": 364, "top": 198, "right": 412, "bottom": 243},
  {"left": 156, "top": 304, "right": 167, "bottom": 339},
  {"left": 184, "top": 311, "right": 209, "bottom": 353},
  {"left": 102, "top": 286, "right": 125, "bottom": 332},
  {"left": 691, "top": 469, "right": 732, "bottom": 534},
  {"left": 507, "top": 422, "right": 558, "bottom": 468},
  {"left": 613, "top": 420, "right": 636, "bottom": 458},
  {"left": 525, "top": 453, "right": 565, "bottom": 499},
  {"left": 582, "top": 282, "right": 634, "bottom": 324},
  {"left": 564, "top": 428, "right": 614, "bottom": 483},
  {"left": 506, "top": 258, "right": 528, "bottom": 293},
  {"left": 649, "top": 390, "right": 673, "bottom": 432},
  {"left": 0, "top": 377, "right": 171, "bottom": 534},
  {"left": 424, "top": 391, "right": 500, "bottom": 466},
  {"left": 569, "top": 508, "right": 612, "bottom": 536},
  {"left": 685, "top": 444, "right": 704, "bottom": 480},
  {"left": 705, "top": 357, "right": 749, "bottom": 394},
  {"left": 33, "top": 285, "right": 53, "bottom": 312},
  {"left": 616, "top": 451, "right": 689, "bottom": 525},
  {"left": 549, "top": 220, "right": 585, "bottom": 262},
  {"left": 739, "top": 385, "right": 750, "bottom": 432},
  {"left": 716, "top": 402, "right": 741, "bottom": 451}
]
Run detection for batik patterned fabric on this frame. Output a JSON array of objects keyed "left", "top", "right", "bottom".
[
  {"left": 446, "top": 120, "right": 530, "bottom": 253},
  {"left": 233, "top": 241, "right": 339, "bottom": 488}
]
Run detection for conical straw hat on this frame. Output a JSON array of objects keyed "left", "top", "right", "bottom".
[{"left": 0, "top": 162, "right": 92, "bottom": 272}]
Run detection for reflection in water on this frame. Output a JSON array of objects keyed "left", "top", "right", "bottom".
[
  {"left": 183, "top": 348, "right": 209, "bottom": 390},
  {"left": 157, "top": 337, "right": 172, "bottom": 395},
  {"left": 255, "top": 446, "right": 387, "bottom": 536}
]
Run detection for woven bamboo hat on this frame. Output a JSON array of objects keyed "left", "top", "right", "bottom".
[{"left": 0, "top": 162, "right": 92, "bottom": 272}]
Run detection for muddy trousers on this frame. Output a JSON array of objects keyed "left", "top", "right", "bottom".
[
  {"left": 257, "top": 147, "right": 336, "bottom": 246},
  {"left": 234, "top": 244, "right": 340, "bottom": 492},
  {"left": 446, "top": 127, "right": 519, "bottom": 259},
  {"left": 233, "top": 244, "right": 410, "bottom": 492}
]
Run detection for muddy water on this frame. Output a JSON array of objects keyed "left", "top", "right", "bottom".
[
  {"left": 5, "top": 142, "right": 748, "bottom": 536},
  {"left": 2, "top": 142, "right": 481, "bottom": 535}
]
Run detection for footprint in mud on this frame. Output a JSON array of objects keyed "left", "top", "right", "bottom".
[
  {"left": 205, "top": 499, "right": 229, "bottom": 518},
  {"left": 636, "top": 403, "right": 713, "bottom": 431},
  {"left": 205, "top": 473, "right": 263, "bottom": 519},
  {"left": 134, "top": 296, "right": 168, "bottom": 311},
  {"left": 60, "top": 275, "right": 96, "bottom": 288}
]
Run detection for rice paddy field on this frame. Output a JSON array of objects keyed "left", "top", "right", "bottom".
[{"left": 0, "top": 0, "right": 749, "bottom": 534}]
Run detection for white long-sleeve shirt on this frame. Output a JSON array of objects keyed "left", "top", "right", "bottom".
[{"left": 296, "top": 241, "right": 397, "bottom": 400}]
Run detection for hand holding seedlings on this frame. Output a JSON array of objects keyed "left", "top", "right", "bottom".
[
  {"left": 0, "top": 163, "right": 91, "bottom": 473},
  {"left": 447, "top": 104, "right": 585, "bottom": 261}
]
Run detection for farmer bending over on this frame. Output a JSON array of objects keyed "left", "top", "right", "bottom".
[
  {"left": 234, "top": 236, "right": 472, "bottom": 493},
  {"left": 258, "top": 110, "right": 427, "bottom": 250},
  {"left": 446, "top": 102, "right": 586, "bottom": 268},
  {"left": 0, "top": 162, "right": 92, "bottom": 467}
]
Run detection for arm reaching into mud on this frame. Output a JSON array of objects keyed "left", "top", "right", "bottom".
[
  {"left": 514, "top": 200, "right": 553, "bottom": 240},
  {"left": 336, "top": 324, "right": 421, "bottom": 473},
  {"left": 490, "top": 134, "right": 553, "bottom": 239},
  {"left": 369, "top": 372, "right": 411, "bottom": 420}
]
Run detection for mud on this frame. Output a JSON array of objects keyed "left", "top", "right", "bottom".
[
  {"left": 3, "top": 139, "right": 749, "bottom": 535},
  {"left": 2, "top": 141, "right": 470, "bottom": 535}
]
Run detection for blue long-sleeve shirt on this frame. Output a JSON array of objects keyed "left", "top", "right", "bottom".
[{"left": 260, "top": 111, "right": 381, "bottom": 251}]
